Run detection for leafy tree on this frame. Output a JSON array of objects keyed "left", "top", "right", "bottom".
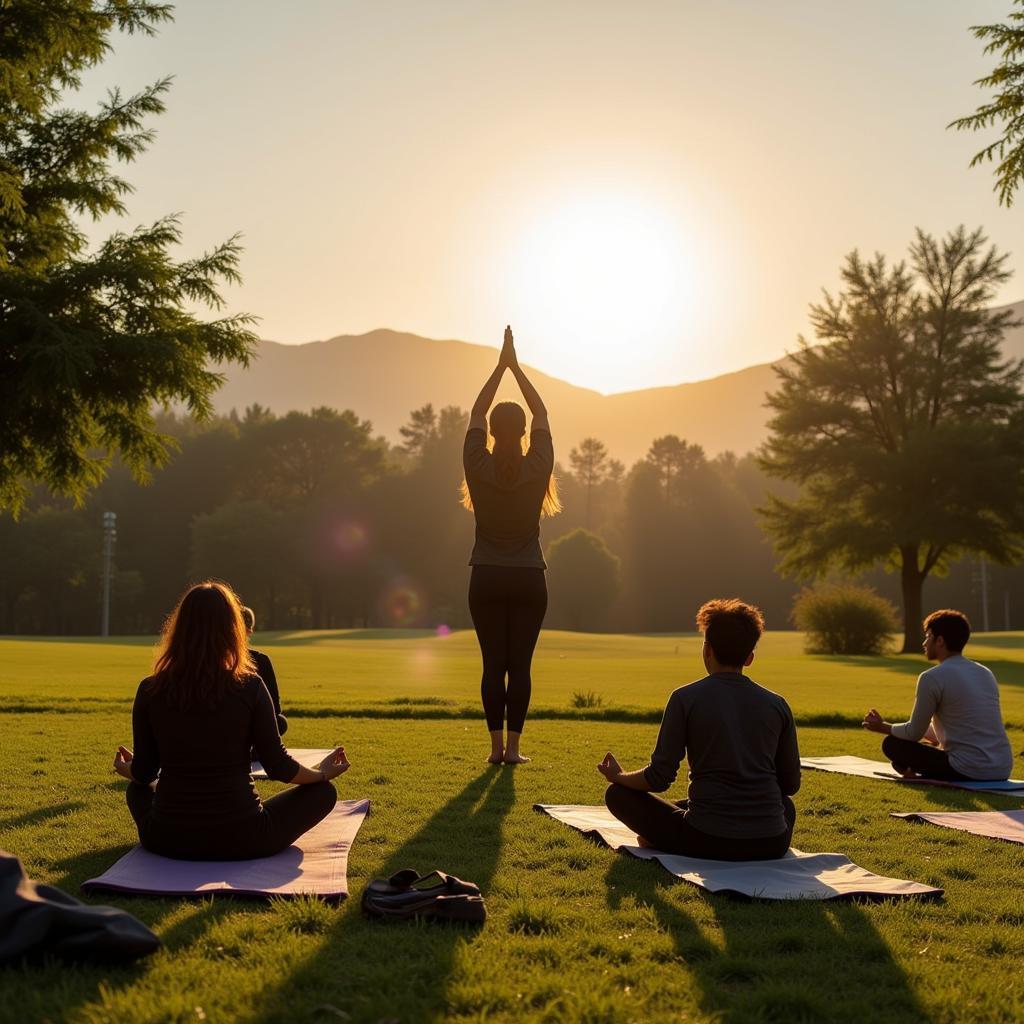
[
  {"left": 0, "top": 1, "right": 256, "bottom": 515},
  {"left": 190, "top": 500, "right": 297, "bottom": 628},
  {"left": 760, "top": 227, "right": 1024, "bottom": 652},
  {"left": 951, "top": 1, "right": 1024, "bottom": 206},
  {"left": 398, "top": 404, "right": 437, "bottom": 458},
  {"left": 569, "top": 437, "right": 609, "bottom": 528},
  {"left": 546, "top": 528, "right": 620, "bottom": 631},
  {"left": 239, "top": 408, "right": 385, "bottom": 502},
  {"left": 646, "top": 435, "right": 704, "bottom": 505}
]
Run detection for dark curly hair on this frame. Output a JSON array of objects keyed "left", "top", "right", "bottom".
[{"left": 696, "top": 598, "right": 765, "bottom": 668}]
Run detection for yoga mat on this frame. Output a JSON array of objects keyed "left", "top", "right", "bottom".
[
  {"left": 82, "top": 799, "right": 369, "bottom": 902},
  {"left": 893, "top": 809, "right": 1024, "bottom": 845},
  {"left": 251, "top": 748, "right": 335, "bottom": 779},
  {"left": 801, "top": 756, "right": 1024, "bottom": 795},
  {"left": 537, "top": 804, "right": 941, "bottom": 901}
]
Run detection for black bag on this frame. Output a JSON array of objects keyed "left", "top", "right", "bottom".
[
  {"left": 0, "top": 850, "right": 160, "bottom": 964},
  {"left": 361, "top": 869, "right": 486, "bottom": 925}
]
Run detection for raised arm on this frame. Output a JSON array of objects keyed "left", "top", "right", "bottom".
[
  {"left": 505, "top": 326, "right": 549, "bottom": 432},
  {"left": 469, "top": 337, "right": 508, "bottom": 431}
]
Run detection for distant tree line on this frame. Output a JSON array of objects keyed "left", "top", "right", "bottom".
[{"left": 2, "top": 399, "right": 1021, "bottom": 637}]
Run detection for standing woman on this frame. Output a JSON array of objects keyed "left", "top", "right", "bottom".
[
  {"left": 462, "top": 326, "right": 560, "bottom": 764},
  {"left": 113, "top": 581, "right": 349, "bottom": 860}
]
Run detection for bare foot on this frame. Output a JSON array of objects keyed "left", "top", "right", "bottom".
[
  {"left": 503, "top": 752, "right": 531, "bottom": 764},
  {"left": 636, "top": 835, "right": 654, "bottom": 848},
  {"left": 486, "top": 753, "right": 504, "bottom": 765}
]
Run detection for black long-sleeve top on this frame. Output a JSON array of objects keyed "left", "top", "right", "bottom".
[
  {"left": 131, "top": 674, "right": 300, "bottom": 828},
  {"left": 643, "top": 672, "right": 801, "bottom": 839},
  {"left": 250, "top": 648, "right": 287, "bottom": 734}
]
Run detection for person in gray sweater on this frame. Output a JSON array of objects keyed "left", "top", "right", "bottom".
[
  {"left": 598, "top": 599, "right": 800, "bottom": 860},
  {"left": 862, "top": 608, "right": 1013, "bottom": 781}
]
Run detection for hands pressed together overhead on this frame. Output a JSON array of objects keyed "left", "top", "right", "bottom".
[{"left": 499, "top": 324, "right": 518, "bottom": 370}]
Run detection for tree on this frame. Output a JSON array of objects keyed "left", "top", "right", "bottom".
[
  {"left": 0, "top": 2, "right": 256, "bottom": 515},
  {"left": 760, "top": 227, "right": 1024, "bottom": 652},
  {"left": 398, "top": 404, "right": 437, "bottom": 458},
  {"left": 951, "top": 1, "right": 1024, "bottom": 206},
  {"left": 190, "top": 500, "right": 297, "bottom": 629},
  {"left": 569, "top": 437, "right": 609, "bottom": 528},
  {"left": 546, "top": 528, "right": 620, "bottom": 631},
  {"left": 646, "top": 435, "right": 704, "bottom": 505}
]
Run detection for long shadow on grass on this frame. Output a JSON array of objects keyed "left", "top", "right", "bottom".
[
  {"left": 244, "top": 765, "right": 515, "bottom": 1024},
  {"left": 604, "top": 853, "right": 930, "bottom": 1024},
  {"left": 0, "top": 799, "right": 84, "bottom": 832}
]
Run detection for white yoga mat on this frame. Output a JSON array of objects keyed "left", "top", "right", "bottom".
[
  {"left": 251, "top": 748, "right": 335, "bottom": 779},
  {"left": 893, "top": 809, "right": 1024, "bottom": 845},
  {"left": 537, "top": 804, "right": 941, "bottom": 901},
  {"left": 801, "top": 756, "right": 1024, "bottom": 795},
  {"left": 82, "top": 799, "right": 369, "bottom": 902}
]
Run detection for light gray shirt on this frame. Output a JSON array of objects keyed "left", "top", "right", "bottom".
[{"left": 891, "top": 655, "right": 1013, "bottom": 780}]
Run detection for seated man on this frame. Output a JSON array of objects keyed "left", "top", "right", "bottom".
[
  {"left": 862, "top": 608, "right": 1013, "bottom": 781},
  {"left": 241, "top": 605, "right": 287, "bottom": 736},
  {"left": 598, "top": 598, "right": 800, "bottom": 861}
]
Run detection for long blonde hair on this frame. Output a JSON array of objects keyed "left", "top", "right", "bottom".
[{"left": 460, "top": 402, "right": 561, "bottom": 517}]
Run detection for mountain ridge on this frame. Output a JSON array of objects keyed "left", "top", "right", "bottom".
[{"left": 211, "top": 300, "right": 1024, "bottom": 465}]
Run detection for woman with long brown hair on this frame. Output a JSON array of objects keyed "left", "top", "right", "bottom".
[
  {"left": 112, "top": 581, "right": 349, "bottom": 860},
  {"left": 462, "top": 326, "right": 560, "bottom": 764}
]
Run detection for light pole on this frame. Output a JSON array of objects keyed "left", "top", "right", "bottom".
[{"left": 101, "top": 511, "right": 117, "bottom": 637}]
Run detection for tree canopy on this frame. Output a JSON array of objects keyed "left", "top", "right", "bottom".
[
  {"left": 951, "top": 1, "right": 1024, "bottom": 206},
  {"left": 760, "top": 227, "right": 1024, "bottom": 651},
  {"left": 0, "top": 1, "right": 256, "bottom": 515}
]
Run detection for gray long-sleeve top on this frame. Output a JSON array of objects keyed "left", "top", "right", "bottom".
[
  {"left": 643, "top": 672, "right": 801, "bottom": 839},
  {"left": 890, "top": 655, "right": 1013, "bottom": 780}
]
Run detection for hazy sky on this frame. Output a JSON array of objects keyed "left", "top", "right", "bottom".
[{"left": 78, "top": 1, "right": 1022, "bottom": 393}]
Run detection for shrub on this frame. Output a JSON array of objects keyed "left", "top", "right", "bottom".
[
  {"left": 570, "top": 690, "right": 604, "bottom": 709},
  {"left": 792, "top": 584, "right": 898, "bottom": 655},
  {"left": 546, "top": 529, "right": 620, "bottom": 631}
]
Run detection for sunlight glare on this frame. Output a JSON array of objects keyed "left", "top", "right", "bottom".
[{"left": 507, "top": 192, "right": 694, "bottom": 392}]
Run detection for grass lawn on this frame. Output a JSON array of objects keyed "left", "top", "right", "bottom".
[{"left": 2, "top": 631, "right": 1024, "bottom": 1023}]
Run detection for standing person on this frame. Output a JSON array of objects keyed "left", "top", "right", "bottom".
[
  {"left": 599, "top": 599, "right": 800, "bottom": 860},
  {"left": 112, "top": 581, "right": 350, "bottom": 860},
  {"left": 862, "top": 608, "right": 1013, "bottom": 781},
  {"left": 462, "top": 325, "right": 560, "bottom": 764},
  {"left": 240, "top": 605, "right": 287, "bottom": 735}
]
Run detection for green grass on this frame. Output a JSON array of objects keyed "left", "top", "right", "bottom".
[{"left": 3, "top": 632, "right": 1024, "bottom": 1023}]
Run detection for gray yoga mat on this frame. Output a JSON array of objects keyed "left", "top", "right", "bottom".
[
  {"left": 893, "top": 809, "right": 1024, "bottom": 845},
  {"left": 801, "top": 756, "right": 1024, "bottom": 795},
  {"left": 251, "top": 748, "right": 335, "bottom": 779},
  {"left": 82, "top": 799, "right": 369, "bottom": 901},
  {"left": 537, "top": 804, "right": 941, "bottom": 901}
]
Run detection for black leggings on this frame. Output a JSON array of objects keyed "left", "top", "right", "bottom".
[
  {"left": 468, "top": 564, "right": 547, "bottom": 733},
  {"left": 605, "top": 785, "right": 796, "bottom": 861},
  {"left": 881, "top": 734, "right": 972, "bottom": 781},
  {"left": 126, "top": 781, "right": 337, "bottom": 861}
]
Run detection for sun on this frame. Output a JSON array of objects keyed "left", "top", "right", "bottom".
[{"left": 506, "top": 191, "right": 693, "bottom": 393}]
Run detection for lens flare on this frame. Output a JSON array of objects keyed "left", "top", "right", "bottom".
[
  {"left": 435, "top": 624, "right": 451, "bottom": 637},
  {"left": 333, "top": 520, "right": 369, "bottom": 556},
  {"left": 380, "top": 581, "right": 422, "bottom": 626}
]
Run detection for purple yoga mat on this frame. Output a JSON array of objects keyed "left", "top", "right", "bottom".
[
  {"left": 892, "top": 809, "right": 1024, "bottom": 845},
  {"left": 82, "top": 799, "right": 369, "bottom": 902}
]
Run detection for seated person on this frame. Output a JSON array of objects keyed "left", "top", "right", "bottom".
[
  {"left": 599, "top": 598, "right": 800, "bottom": 861},
  {"left": 862, "top": 608, "right": 1013, "bottom": 782},
  {"left": 113, "top": 581, "right": 349, "bottom": 861},
  {"left": 241, "top": 604, "right": 287, "bottom": 735}
]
